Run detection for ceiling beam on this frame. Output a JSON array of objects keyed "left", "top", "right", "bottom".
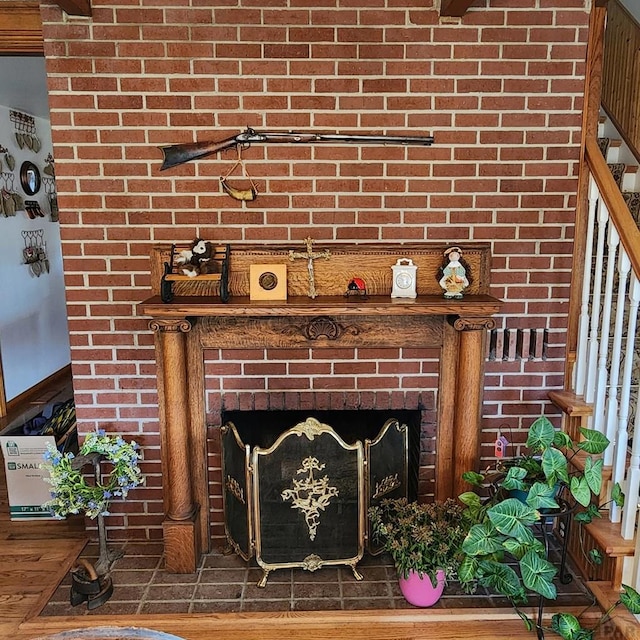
[
  {"left": 54, "top": 0, "right": 92, "bottom": 16},
  {"left": 440, "top": 0, "right": 475, "bottom": 18}
]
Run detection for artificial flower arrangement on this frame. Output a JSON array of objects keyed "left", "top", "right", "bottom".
[{"left": 41, "top": 429, "right": 143, "bottom": 519}]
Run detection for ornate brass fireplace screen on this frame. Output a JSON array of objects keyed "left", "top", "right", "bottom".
[{"left": 221, "top": 415, "right": 410, "bottom": 586}]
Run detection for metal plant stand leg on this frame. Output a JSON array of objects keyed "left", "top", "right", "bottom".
[
  {"left": 92, "top": 458, "right": 124, "bottom": 575},
  {"left": 536, "top": 501, "right": 573, "bottom": 640}
]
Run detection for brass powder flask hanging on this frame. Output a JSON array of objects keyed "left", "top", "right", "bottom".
[{"left": 220, "top": 146, "right": 258, "bottom": 202}]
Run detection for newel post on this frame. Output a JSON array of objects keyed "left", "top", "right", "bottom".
[
  {"left": 451, "top": 316, "right": 495, "bottom": 499},
  {"left": 149, "top": 318, "right": 200, "bottom": 573}
]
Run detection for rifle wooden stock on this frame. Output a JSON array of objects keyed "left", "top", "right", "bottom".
[{"left": 160, "top": 136, "right": 237, "bottom": 171}]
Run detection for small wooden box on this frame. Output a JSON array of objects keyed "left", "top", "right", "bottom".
[{"left": 249, "top": 264, "right": 287, "bottom": 300}]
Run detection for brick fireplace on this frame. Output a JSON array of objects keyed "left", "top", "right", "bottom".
[{"left": 142, "top": 242, "right": 501, "bottom": 573}]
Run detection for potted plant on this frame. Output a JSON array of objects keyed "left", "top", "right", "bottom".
[
  {"left": 41, "top": 429, "right": 143, "bottom": 574},
  {"left": 457, "top": 415, "right": 640, "bottom": 638},
  {"left": 369, "top": 497, "right": 469, "bottom": 607}
]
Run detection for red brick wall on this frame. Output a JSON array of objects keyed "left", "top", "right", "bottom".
[{"left": 39, "top": 0, "right": 588, "bottom": 541}]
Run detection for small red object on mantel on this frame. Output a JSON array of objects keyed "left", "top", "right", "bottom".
[{"left": 344, "top": 277, "right": 368, "bottom": 299}]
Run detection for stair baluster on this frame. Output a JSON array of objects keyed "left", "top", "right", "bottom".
[
  {"left": 614, "top": 272, "right": 639, "bottom": 527},
  {"left": 574, "top": 176, "right": 600, "bottom": 396}
]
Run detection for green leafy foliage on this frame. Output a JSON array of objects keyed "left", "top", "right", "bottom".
[
  {"left": 462, "top": 471, "right": 485, "bottom": 487},
  {"left": 368, "top": 497, "right": 469, "bottom": 584},
  {"left": 570, "top": 476, "right": 591, "bottom": 507},
  {"left": 526, "top": 416, "right": 556, "bottom": 451},
  {"left": 577, "top": 428, "right": 610, "bottom": 454},
  {"left": 520, "top": 551, "right": 557, "bottom": 600},
  {"left": 458, "top": 415, "right": 632, "bottom": 640},
  {"left": 526, "top": 482, "right": 560, "bottom": 510},
  {"left": 476, "top": 560, "right": 527, "bottom": 602},
  {"left": 620, "top": 584, "right": 640, "bottom": 614},
  {"left": 487, "top": 499, "right": 539, "bottom": 539},
  {"left": 551, "top": 613, "right": 593, "bottom": 640},
  {"left": 583, "top": 457, "right": 603, "bottom": 496},
  {"left": 574, "top": 504, "right": 602, "bottom": 525},
  {"left": 462, "top": 522, "right": 506, "bottom": 556},
  {"left": 542, "top": 447, "right": 569, "bottom": 485},
  {"left": 588, "top": 549, "right": 603, "bottom": 565},
  {"left": 611, "top": 482, "right": 625, "bottom": 507}
]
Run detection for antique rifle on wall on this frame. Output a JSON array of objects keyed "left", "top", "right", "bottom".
[{"left": 159, "top": 127, "right": 435, "bottom": 171}]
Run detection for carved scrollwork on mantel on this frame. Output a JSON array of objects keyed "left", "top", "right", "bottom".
[
  {"left": 284, "top": 315, "right": 361, "bottom": 341},
  {"left": 451, "top": 316, "right": 496, "bottom": 332},
  {"left": 149, "top": 318, "right": 192, "bottom": 334}
]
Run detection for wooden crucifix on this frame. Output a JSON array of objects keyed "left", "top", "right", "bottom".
[{"left": 289, "top": 237, "right": 331, "bottom": 299}]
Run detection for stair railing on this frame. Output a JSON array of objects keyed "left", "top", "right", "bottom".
[{"left": 573, "top": 137, "right": 640, "bottom": 554}]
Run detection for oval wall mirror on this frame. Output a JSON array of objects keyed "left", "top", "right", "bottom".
[{"left": 20, "top": 161, "right": 41, "bottom": 196}]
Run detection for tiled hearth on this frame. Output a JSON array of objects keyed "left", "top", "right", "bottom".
[{"left": 40, "top": 540, "right": 595, "bottom": 617}]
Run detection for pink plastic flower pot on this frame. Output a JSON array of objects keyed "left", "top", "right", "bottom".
[{"left": 398, "top": 569, "right": 446, "bottom": 607}]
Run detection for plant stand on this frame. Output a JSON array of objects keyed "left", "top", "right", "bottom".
[
  {"left": 71, "top": 452, "right": 124, "bottom": 575},
  {"left": 534, "top": 497, "right": 576, "bottom": 640}
]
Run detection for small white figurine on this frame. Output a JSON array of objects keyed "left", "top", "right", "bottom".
[{"left": 439, "top": 246, "right": 469, "bottom": 299}]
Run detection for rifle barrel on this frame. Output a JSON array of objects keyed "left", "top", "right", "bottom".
[{"left": 311, "top": 133, "right": 434, "bottom": 146}]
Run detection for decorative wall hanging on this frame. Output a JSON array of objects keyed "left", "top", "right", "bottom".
[
  {"left": 24, "top": 200, "right": 44, "bottom": 219},
  {"left": 0, "top": 144, "right": 15, "bottom": 172},
  {"left": 20, "top": 160, "right": 41, "bottom": 196},
  {"left": 43, "top": 153, "right": 59, "bottom": 221},
  {"left": 11, "top": 109, "right": 40, "bottom": 153},
  {"left": 22, "top": 228, "right": 49, "bottom": 277},
  {"left": 1, "top": 171, "right": 21, "bottom": 217}
]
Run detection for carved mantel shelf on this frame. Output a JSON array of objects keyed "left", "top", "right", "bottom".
[
  {"left": 141, "top": 243, "right": 502, "bottom": 573},
  {"left": 140, "top": 294, "right": 501, "bottom": 319}
]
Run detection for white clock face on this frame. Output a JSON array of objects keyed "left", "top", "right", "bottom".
[{"left": 395, "top": 271, "right": 413, "bottom": 289}]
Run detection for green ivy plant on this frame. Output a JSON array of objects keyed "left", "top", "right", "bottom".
[{"left": 458, "top": 415, "right": 639, "bottom": 639}]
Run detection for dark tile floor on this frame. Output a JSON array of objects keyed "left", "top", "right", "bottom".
[{"left": 40, "top": 538, "right": 596, "bottom": 617}]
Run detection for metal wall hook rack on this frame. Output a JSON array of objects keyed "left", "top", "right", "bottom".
[{"left": 10, "top": 109, "right": 36, "bottom": 134}]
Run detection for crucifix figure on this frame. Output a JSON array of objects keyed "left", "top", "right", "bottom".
[{"left": 289, "top": 237, "right": 331, "bottom": 299}]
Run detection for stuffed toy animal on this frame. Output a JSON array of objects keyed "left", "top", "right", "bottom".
[{"left": 176, "top": 238, "right": 217, "bottom": 277}]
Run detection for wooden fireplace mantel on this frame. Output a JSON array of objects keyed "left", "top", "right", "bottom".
[{"left": 141, "top": 243, "right": 502, "bottom": 573}]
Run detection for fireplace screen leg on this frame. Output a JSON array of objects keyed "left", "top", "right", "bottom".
[
  {"left": 257, "top": 568, "right": 271, "bottom": 588},
  {"left": 349, "top": 561, "right": 364, "bottom": 581}
]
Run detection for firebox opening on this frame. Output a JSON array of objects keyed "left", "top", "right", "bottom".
[{"left": 221, "top": 409, "right": 421, "bottom": 502}]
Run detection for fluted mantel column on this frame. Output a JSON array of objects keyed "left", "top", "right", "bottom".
[
  {"left": 451, "top": 316, "right": 496, "bottom": 499},
  {"left": 150, "top": 318, "right": 199, "bottom": 573}
]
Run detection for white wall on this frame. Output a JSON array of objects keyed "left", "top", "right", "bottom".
[
  {"left": 621, "top": 0, "right": 640, "bottom": 23},
  {"left": 0, "top": 104, "right": 70, "bottom": 401}
]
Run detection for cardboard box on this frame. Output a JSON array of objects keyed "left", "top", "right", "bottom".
[
  {"left": 1, "top": 435, "right": 57, "bottom": 520},
  {"left": 1, "top": 390, "right": 77, "bottom": 521}
]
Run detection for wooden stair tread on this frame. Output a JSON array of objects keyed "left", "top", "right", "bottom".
[
  {"left": 548, "top": 390, "right": 593, "bottom": 417},
  {"left": 585, "top": 518, "right": 635, "bottom": 556}
]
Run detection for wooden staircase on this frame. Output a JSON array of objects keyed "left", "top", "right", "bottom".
[{"left": 549, "top": 388, "right": 634, "bottom": 592}]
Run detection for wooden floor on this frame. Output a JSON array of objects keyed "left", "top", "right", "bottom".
[{"left": 0, "top": 378, "right": 637, "bottom": 640}]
